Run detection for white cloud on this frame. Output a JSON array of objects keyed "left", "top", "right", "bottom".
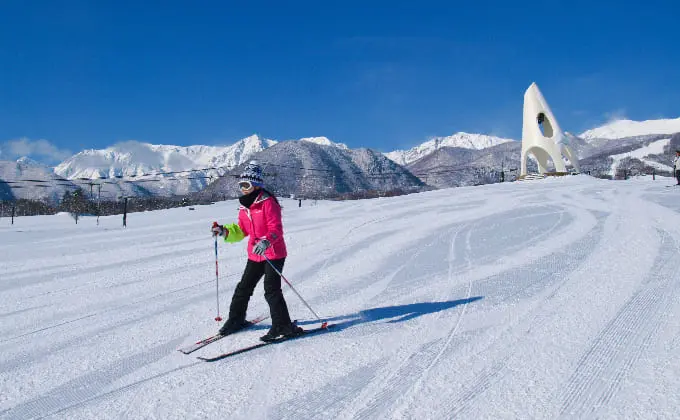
[
  {"left": 0, "top": 138, "right": 72, "bottom": 164},
  {"left": 603, "top": 108, "right": 628, "bottom": 122}
]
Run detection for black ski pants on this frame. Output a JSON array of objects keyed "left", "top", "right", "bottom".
[
  {"left": 228, "top": 258, "right": 292, "bottom": 328},
  {"left": 676, "top": 169, "right": 680, "bottom": 185}
]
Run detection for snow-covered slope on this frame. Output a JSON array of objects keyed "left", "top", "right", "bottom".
[
  {"left": 580, "top": 118, "right": 680, "bottom": 141},
  {"left": 606, "top": 138, "right": 673, "bottom": 176},
  {"left": 385, "top": 132, "right": 514, "bottom": 166},
  {"left": 3, "top": 176, "right": 680, "bottom": 418}
]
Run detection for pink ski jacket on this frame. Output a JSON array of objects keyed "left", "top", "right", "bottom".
[{"left": 223, "top": 190, "right": 287, "bottom": 262}]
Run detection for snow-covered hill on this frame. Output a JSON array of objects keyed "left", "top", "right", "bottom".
[
  {"left": 384, "top": 132, "right": 514, "bottom": 166},
  {"left": 199, "top": 140, "right": 424, "bottom": 199},
  {"left": 406, "top": 141, "right": 528, "bottom": 188},
  {"left": 579, "top": 118, "right": 680, "bottom": 141},
  {"left": 575, "top": 133, "right": 680, "bottom": 179},
  {"left": 605, "top": 138, "right": 673, "bottom": 175},
  {"left": 3, "top": 176, "right": 680, "bottom": 418},
  {"left": 0, "top": 157, "right": 76, "bottom": 202}
]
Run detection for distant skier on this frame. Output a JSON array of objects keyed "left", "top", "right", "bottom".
[
  {"left": 674, "top": 150, "right": 680, "bottom": 185},
  {"left": 211, "top": 161, "right": 303, "bottom": 342}
]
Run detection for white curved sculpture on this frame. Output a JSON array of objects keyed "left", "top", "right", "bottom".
[{"left": 520, "top": 83, "right": 580, "bottom": 176}]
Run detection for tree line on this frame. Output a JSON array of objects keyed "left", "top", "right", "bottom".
[
  {"left": 1, "top": 185, "right": 426, "bottom": 221},
  {"left": 0, "top": 188, "right": 215, "bottom": 221}
]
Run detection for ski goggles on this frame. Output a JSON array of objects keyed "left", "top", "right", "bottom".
[{"left": 238, "top": 181, "right": 253, "bottom": 190}]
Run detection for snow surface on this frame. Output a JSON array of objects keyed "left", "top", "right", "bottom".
[
  {"left": 579, "top": 118, "right": 680, "bottom": 140},
  {"left": 2, "top": 176, "right": 680, "bottom": 419}
]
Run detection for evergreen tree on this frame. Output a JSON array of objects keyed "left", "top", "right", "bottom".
[{"left": 60, "top": 188, "right": 89, "bottom": 223}]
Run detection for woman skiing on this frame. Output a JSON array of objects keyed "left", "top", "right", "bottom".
[{"left": 211, "top": 161, "right": 303, "bottom": 342}]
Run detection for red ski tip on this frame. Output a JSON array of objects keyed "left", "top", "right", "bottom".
[{"left": 215, "top": 316, "right": 223, "bottom": 321}]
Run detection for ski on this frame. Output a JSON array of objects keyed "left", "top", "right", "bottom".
[
  {"left": 198, "top": 323, "right": 334, "bottom": 362},
  {"left": 178, "top": 315, "right": 269, "bottom": 354}
]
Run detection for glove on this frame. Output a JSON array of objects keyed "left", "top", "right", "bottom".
[
  {"left": 252, "top": 239, "right": 271, "bottom": 256},
  {"left": 211, "top": 222, "right": 227, "bottom": 238}
]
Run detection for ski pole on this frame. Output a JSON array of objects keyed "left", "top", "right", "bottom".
[
  {"left": 212, "top": 222, "right": 223, "bottom": 322},
  {"left": 264, "top": 255, "right": 327, "bottom": 328}
]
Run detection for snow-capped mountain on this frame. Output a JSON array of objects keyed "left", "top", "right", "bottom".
[
  {"left": 576, "top": 133, "right": 680, "bottom": 179},
  {"left": 564, "top": 118, "right": 680, "bottom": 179},
  {"left": 299, "top": 136, "right": 349, "bottom": 150},
  {"left": 219, "top": 135, "right": 279, "bottom": 168},
  {"left": 0, "top": 157, "right": 76, "bottom": 202},
  {"left": 5, "top": 116, "right": 680, "bottom": 203},
  {"left": 403, "top": 118, "right": 680, "bottom": 188},
  {"left": 198, "top": 140, "right": 424, "bottom": 200},
  {"left": 54, "top": 135, "right": 277, "bottom": 180},
  {"left": 384, "top": 132, "right": 514, "bottom": 166},
  {"left": 579, "top": 118, "right": 680, "bottom": 141},
  {"left": 52, "top": 135, "right": 278, "bottom": 197},
  {"left": 405, "top": 142, "right": 530, "bottom": 188},
  {"left": 15, "top": 156, "right": 44, "bottom": 166},
  {"left": 45, "top": 134, "right": 358, "bottom": 198}
]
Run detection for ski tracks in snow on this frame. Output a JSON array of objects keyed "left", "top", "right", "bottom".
[
  {"left": 386, "top": 222, "right": 476, "bottom": 417},
  {"left": 0, "top": 338, "right": 186, "bottom": 420},
  {"left": 333, "top": 192, "right": 533, "bottom": 418},
  {"left": 283, "top": 186, "right": 596, "bottom": 419},
  {"left": 558, "top": 192, "right": 680, "bottom": 418},
  {"left": 4, "top": 180, "right": 680, "bottom": 419},
  {"left": 330, "top": 223, "right": 475, "bottom": 420},
  {"left": 341, "top": 184, "right": 655, "bottom": 419},
  {"left": 391, "top": 212, "right": 595, "bottom": 417},
  {"left": 431, "top": 185, "right": 670, "bottom": 418},
  {"left": 559, "top": 231, "right": 680, "bottom": 417}
]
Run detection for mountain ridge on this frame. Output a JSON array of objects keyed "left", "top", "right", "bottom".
[
  {"left": 579, "top": 117, "right": 680, "bottom": 140},
  {"left": 3, "top": 117, "right": 680, "bottom": 202},
  {"left": 384, "top": 132, "right": 514, "bottom": 166}
]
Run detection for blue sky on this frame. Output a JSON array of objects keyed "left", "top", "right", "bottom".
[{"left": 1, "top": 0, "right": 678, "bottom": 164}]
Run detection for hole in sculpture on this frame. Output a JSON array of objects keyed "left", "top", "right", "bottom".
[
  {"left": 537, "top": 113, "right": 554, "bottom": 138},
  {"left": 526, "top": 147, "right": 556, "bottom": 174}
]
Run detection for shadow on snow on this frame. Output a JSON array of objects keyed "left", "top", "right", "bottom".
[{"left": 295, "top": 297, "right": 484, "bottom": 331}]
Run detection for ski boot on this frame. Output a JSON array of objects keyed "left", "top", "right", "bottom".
[
  {"left": 260, "top": 322, "right": 304, "bottom": 342},
  {"left": 219, "top": 318, "right": 251, "bottom": 336}
]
